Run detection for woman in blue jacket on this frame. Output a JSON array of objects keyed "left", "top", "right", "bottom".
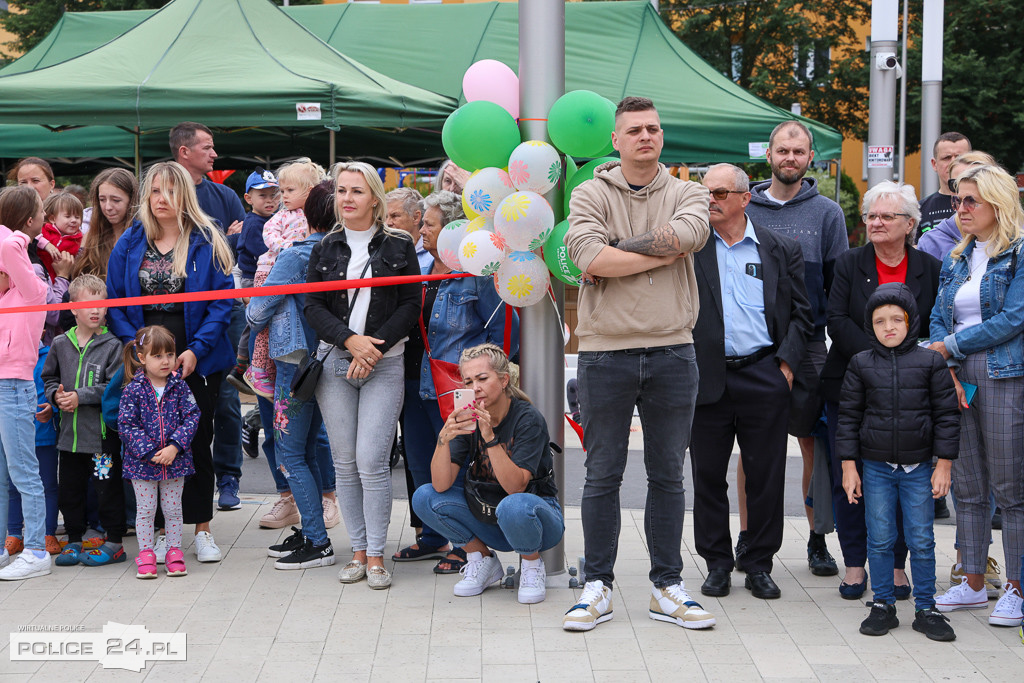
[
  {"left": 106, "top": 161, "right": 235, "bottom": 565},
  {"left": 246, "top": 180, "right": 336, "bottom": 570},
  {"left": 928, "top": 164, "right": 1024, "bottom": 627}
]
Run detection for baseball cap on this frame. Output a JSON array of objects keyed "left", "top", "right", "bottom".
[{"left": 246, "top": 168, "right": 279, "bottom": 193}]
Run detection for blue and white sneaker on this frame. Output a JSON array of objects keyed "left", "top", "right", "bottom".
[
  {"left": 649, "top": 582, "right": 716, "bottom": 630},
  {"left": 217, "top": 474, "right": 242, "bottom": 510}
]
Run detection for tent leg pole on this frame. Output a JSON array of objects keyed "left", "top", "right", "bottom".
[
  {"left": 329, "top": 130, "right": 336, "bottom": 167},
  {"left": 134, "top": 127, "right": 142, "bottom": 180},
  {"left": 520, "top": 0, "right": 566, "bottom": 579}
]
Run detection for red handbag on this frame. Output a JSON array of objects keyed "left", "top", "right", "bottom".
[{"left": 419, "top": 284, "right": 513, "bottom": 420}]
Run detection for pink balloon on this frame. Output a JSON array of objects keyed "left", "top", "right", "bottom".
[{"left": 463, "top": 59, "right": 520, "bottom": 120}]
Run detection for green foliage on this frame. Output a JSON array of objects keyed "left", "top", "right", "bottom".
[
  {"left": 0, "top": 0, "right": 322, "bottom": 60},
  {"left": 659, "top": 0, "right": 871, "bottom": 137},
  {"left": 804, "top": 166, "right": 861, "bottom": 238}
]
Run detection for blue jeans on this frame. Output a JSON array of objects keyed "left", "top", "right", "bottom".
[
  {"left": 0, "top": 379, "right": 46, "bottom": 550},
  {"left": 577, "top": 345, "right": 698, "bottom": 588},
  {"left": 413, "top": 484, "right": 563, "bottom": 555},
  {"left": 863, "top": 460, "right": 938, "bottom": 611},
  {"left": 213, "top": 300, "right": 245, "bottom": 480},
  {"left": 402, "top": 380, "right": 448, "bottom": 548},
  {"left": 258, "top": 394, "right": 334, "bottom": 496},
  {"left": 274, "top": 361, "right": 329, "bottom": 545},
  {"left": 7, "top": 444, "right": 58, "bottom": 537}
]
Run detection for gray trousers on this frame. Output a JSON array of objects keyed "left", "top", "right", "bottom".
[{"left": 316, "top": 354, "right": 405, "bottom": 557}]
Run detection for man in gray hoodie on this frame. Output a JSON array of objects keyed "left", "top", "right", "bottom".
[
  {"left": 563, "top": 96, "right": 714, "bottom": 633},
  {"left": 745, "top": 121, "right": 848, "bottom": 577}
]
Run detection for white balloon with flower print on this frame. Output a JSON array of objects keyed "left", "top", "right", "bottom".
[
  {"left": 493, "top": 191, "right": 555, "bottom": 252},
  {"left": 435, "top": 219, "right": 471, "bottom": 271},
  {"left": 494, "top": 250, "right": 550, "bottom": 307},
  {"left": 462, "top": 167, "right": 515, "bottom": 219},
  {"left": 458, "top": 230, "right": 508, "bottom": 277},
  {"left": 507, "top": 140, "right": 561, "bottom": 195}
]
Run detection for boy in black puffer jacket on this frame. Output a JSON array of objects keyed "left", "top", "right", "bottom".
[{"left": 837, "top": 282, "right": 960, "bottom": 642}]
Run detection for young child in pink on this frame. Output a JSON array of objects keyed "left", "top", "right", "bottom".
[
  {"left": 37, "top": 192, "right": 83, "bottom": 282},
  {"left": 244, "top": 159, "right": 326, "bottom": 397}
]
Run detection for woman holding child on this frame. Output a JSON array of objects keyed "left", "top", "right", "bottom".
[
  {"left": 929, "top": 164, "right": 1024, "bottom": 627},
  {"left": 822, "top": 181, "right": 942, "bottom": 600},
  {"left": 107, "top": 161, "right": 235, "bottom": 565}
]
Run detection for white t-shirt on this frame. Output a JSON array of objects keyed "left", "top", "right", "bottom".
[
  {"left": 764, "top": 188, "right": 788, "bottom": 205},
  {"left": 343, "top": 227, "right": 407, "bottom": 359},
  {"left": 953, "top": 240, "right": 988, "bottom": 333}
]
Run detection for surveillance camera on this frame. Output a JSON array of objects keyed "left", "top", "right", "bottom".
[{"left": 876, "top": 53, "right": 899, "bottom": 70}]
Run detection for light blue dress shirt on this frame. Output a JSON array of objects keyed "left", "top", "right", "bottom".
[{"left": 715, "top": 218, "right": 774, "bottom": 357}]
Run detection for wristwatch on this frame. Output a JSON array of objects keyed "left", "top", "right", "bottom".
[{"left": 481, "top": 435, "right": 500, "bottom": 450}]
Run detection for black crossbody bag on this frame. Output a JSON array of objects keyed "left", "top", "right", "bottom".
[{"left": 463, "top": 433, "right": 556, "bottom": 525}]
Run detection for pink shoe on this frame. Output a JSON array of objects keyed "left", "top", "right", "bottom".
[
  {"left": 244, "top": 366, "right": 274, "bottom": 399},
  {"left": 165, "top": 547, "right": 188, "bottom": 577},
  {"left": 135, "top": 549, "right": 158, "bottom": 579}
]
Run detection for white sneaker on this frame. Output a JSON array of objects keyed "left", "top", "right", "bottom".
[
  {"left": 0, "top": 551, "right": 52, "bottom": 581},
  {"left": 453, "top": 551, "right": 504, "bottom": 597},
  {"left": 153, "top": 535, "right": 167, "bottom": 565},
  {"left": 650, "top": 582, "right": 716, "bottom": 629},
  {"left": 936, "top": 576, "right": 988, "bottom": 612},
  {"left": 989, "top": 583, "right": 1024, "bottom": 627},
  {"left": 518, "top": 557, "right": 546, "bottom": 604},
  {"left": 563, "top": 580, "right": 613, "bottom": 631},
  {"left": 0, "top": 549, "right": 10, "bottom": 569},
  {"left": 194, "top": 531, "right": 223, "bottom": 563}
]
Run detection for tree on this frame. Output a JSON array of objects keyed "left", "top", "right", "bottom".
[
  {"left": 0, "top": 0, "right": 323, "bottom": 61},
  {"left": 902, "top": 0, "right": 1024, "bottom": 172},
  {"left": 659, "top": 0, "right": 871, "bottom": 137}
]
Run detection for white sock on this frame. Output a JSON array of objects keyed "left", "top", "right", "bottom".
[{"left": 522, "top": 557, "right": 543, "bottom": 568}]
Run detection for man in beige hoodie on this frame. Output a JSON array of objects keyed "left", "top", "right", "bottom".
[{"left": 562, "top": 97, "right": 714, "bottom": 632}]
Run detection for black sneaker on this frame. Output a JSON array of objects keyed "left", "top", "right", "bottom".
[
  {"left": 992, "top": 507, "right": 1002, "bottom": 530},
  {"left": 860, "top": 602, "right": 899, "bottom": 636},
  {"left": 912, "top": 607, "right": 956, "bottom": 642},
  {"left": 807, "top": 532, "right": 838, "bottom": 576},
  {"left": 934, "top": 496, "right": 950, "bottom": 519},
  {"left": 274, "top": 538, "right": 336, "bottom": 570},
  {"left": 242, "top": 408, "right": 261, "bottom": 459},
  {"left": 734, "top": 530, "right": 750, "bottom": 572},
  {"left": 267, "top": 527, "right": 305, "bottom": 558},
  {"left": 227, "top": 365, "right": 255, "bottom": 396}
]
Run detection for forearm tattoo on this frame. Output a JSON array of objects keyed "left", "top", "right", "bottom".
[{"left": 613, "top": 224, "right": 680, "bottom": 256}]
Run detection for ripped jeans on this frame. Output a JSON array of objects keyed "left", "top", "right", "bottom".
[{"left": 274, "top": 360, "right": 329, "bottom": 546}]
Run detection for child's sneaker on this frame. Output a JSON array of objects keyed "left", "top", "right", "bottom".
[
  {"left": 165, "top": 547, "right": 188, "bottom": 577},
  {"left": 5, "top": 536, "right": 24, "bottom": 555},
  {"left": 44, "top": 536, "right": 63, "bottom": 555},
  {"left": 563, "top": 580, "right": 613, "bottom": 631},
  {"left": 936, "top": 576, "right": 989, "bottom": 612},
  {"left": 649, "top": 582, "right": 716, "bottom": 629},
  {"left": 243, "top": 366, "right": 274, "bottom": 399},
  {"left": 55, "top": 542, "right": 83, "bottom": 567},
  {"left": 226, "top": 363, "right": 255, "bottom": 395},
  {"left": 135, "top": 549, "right": 158, "bottom": 579},
  {"left": 912, "top": 608, "right": 956, "bottom": 641},
  {"left": 0, "top": 551, "right": 51, "bottom": 580},
  {"left": 860, "top": 601, "right": 899, "bottom": 636},
  {"left": 989, "top": 583, "right": 1024, "bottom": 627}
]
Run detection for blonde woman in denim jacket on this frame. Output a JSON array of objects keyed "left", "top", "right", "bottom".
[{"left": 928, "top": 164, "right": 1024, "bottom": 627}]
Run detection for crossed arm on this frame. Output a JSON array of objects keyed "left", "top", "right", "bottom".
[{"left": 586, "top": 225, "right": 684, "bottom": 278}]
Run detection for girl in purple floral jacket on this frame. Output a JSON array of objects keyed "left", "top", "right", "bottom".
[{"left": 118, "top": 325, "right": 200, "bottom": 579}]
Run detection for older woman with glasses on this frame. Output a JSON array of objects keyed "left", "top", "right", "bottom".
[
  {"left": 930, "top": 164, "right": 1024, "bottom": 627},
  {"left": 820, "top": 181, "right": 942, "bottom": 601}
]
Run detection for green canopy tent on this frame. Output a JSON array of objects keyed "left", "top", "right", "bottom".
[
  {"left": 0, "top": 0, "right": 455, "bottom": 170},
  {"left": 0, "top": 1, "right": 842, "bottom": 166}
]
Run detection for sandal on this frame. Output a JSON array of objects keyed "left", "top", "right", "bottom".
[
  {"left": 135, "top": 549, "right": 158, "bottom": 579},
  {"left": 393, "top": 542, "right": 450, "bottom": 563},
  {"left": 433, "top": 547, "right": 468, "bottom": 575},
  {"left": 80, "top": 544, "right": 127, "bottom": 567},
  {"left": 165, "top": 547, "right": 188, "bottom": 577}
]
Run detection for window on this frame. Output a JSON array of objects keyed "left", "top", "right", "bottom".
[{"left": 793, "top": 41, "right": 831, "bottom": 85}]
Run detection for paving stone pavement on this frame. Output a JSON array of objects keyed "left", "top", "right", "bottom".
[{"left": 1, "top": 498, "right": 1021, "bottom": 681}]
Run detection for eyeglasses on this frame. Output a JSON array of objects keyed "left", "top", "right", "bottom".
[
  {"left": 861, "top": 212, "right": 911, "bottom": 224},
  {"left": 951, "top": 195, "right": 984, "bottom": 212},
  {"left": 708, "top": 188, "right": 746, "bottom": 201}
]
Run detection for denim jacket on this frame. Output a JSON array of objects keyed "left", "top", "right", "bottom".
[
  {"left": 247, "top": 232, "right": 324, "bottom": 363},
  {"left": 418, "top": 265, "right": 520, "bottom": 400},
  {"left": 930, "top": 238, "right": 1024, "bottom": 378}
]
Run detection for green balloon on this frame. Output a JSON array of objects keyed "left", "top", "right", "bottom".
[
  {"left": 441, "top": 101, "right": 521, "bottom": 172},
  {"left": 543, "top": 219, "right": 582, "bottom": 286},
  {"left": 547, "top": 90, "right": 616, "bottom": 158},
  {"left": 564, "top": 155, "right": 578, "bottom": 187},
  {"left": 563, "top": 156, "right": 618, "bottom": 215}
]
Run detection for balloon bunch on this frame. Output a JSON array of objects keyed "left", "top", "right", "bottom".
[{"left": 440, "top": 62, "right": 620, "bottom": 302}]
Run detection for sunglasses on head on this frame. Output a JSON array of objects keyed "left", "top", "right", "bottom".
[
  {"left": 951, "top": 195, "right": 983, "bottom": 211},
  {"left": 708, "top": 188, "right": 745, "bottom": 201}
]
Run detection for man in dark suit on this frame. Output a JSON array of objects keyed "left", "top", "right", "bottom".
[{"left": 690, "top": 163, "right": 813, "bottom": 599}]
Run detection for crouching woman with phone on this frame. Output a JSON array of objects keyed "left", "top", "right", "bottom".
[{"left": 412, "top": 343, "right": 563, "bottom": 605}]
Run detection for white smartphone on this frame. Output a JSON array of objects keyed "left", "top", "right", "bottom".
[{"left": 453, "top": 389, "right": 474, "bottom": 412}]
